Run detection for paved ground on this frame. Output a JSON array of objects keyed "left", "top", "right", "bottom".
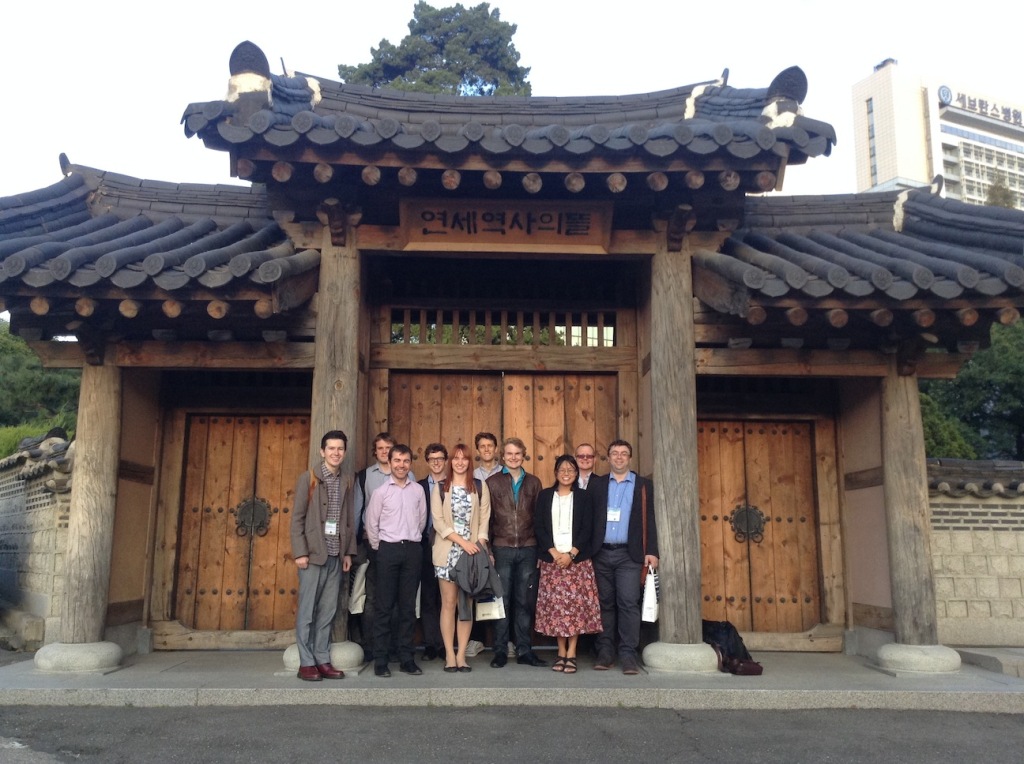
[{"left": 2, "top": 647, "right": 1024, "bottom": 712}]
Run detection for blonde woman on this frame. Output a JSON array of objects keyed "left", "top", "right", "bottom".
[{"left": 432, "top": 443, "right": 491, "bottom": 672}]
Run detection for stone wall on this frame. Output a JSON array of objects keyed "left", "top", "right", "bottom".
[
  {"left": 0, "top": 437, "right": 72, "bottom": 648},
  {"left": 932, "top": 495, "right": 1024, "bottom": 646}
]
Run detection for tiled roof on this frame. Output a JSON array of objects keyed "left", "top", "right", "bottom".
[
  {"left": 182, "top": 41, "right": 835, "bottom": 168},
  {"left": 928, "top": 458, "right": 1024, "bottom": 498},
  {"left": 0, "top": 163, "right": 320, "bottom": 342},
  {"left": 691, "top": 186, "right": 1024, "bottom": 350},
  {"left": 0, "top": 163, "right": 319, "bottom": 291}
]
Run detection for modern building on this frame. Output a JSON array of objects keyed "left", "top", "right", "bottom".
[{"left": 852, "top": 58, "right": 1024, "bottom": 209}]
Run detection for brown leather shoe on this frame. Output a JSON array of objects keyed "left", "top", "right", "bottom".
[
  {"left": 316, "top": 663, "right": 345, "bottom": 679},
  {"left": 297, "top": 665, "right": 323, "bottom": 682}
]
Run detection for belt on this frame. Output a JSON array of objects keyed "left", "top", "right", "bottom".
[
  {"left": 602, "top": 543, "right": 628, "bottom": 550},
  {"left": 380, "top": 539, "right": 416, "bottom": 545}
]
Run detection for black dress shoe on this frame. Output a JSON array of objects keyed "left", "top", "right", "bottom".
[
  {"left": 516, "top": 652, "right": 548, "bottom": 667},
  {"left": 490, "top": 652, "right": 507, "bottom": 668},
  {"left": 374, "top": 664, "right": 391, "bottom": 678},
  {"left": 422, "top": 645, "right": 438, "bottom": 661},
  {"left": 399, "top": 661, "right": 423, "bottom": 676}
]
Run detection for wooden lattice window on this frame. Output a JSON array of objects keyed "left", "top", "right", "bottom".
[{"left": 389, "top": 308, "right": 617, "bottom": 347}]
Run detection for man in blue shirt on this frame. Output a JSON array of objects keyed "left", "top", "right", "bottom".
[{"left": 590, "top": 439, "right": 659, "bottom": 675}]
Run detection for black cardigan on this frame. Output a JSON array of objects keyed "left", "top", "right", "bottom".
[{"left": 534, "top": 485, "right": 597, "bottom": 563}]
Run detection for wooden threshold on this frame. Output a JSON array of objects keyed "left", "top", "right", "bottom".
[
  {"left": 741, "top": 623, "right": 845, "bottom": 652},
  {"left": 151, "top": 621, "right": 293, "bottom": 650}
]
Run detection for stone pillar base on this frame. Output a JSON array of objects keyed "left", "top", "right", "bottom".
[
  {"left": 283, "top": 641, "right": 364, "bottom": 672},
  {"left": 34, "top": 641, "right": 123, "bottom": 673},
  {"left": 876, "top": 643, "right": 961, "bottom": 674},
  {"left": 643, "top": 641, "right": 720, "bottom": 672}
]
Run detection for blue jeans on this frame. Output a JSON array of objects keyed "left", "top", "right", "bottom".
[{"left": 492, "top": 546, "right": 539, "bottom": 655}]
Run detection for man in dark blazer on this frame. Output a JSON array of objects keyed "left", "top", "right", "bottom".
[
  {"left": 589, "top": 439, "right": 658, "bottom": 675},
  {"left": 417, "top": 443, "right": 447, "bottom": 661}
]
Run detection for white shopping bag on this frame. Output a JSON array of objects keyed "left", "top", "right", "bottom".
[
  {"left": 475, "top": 595, "right": 506, "bottom": 621},
  {"left": 641, "top": 565, "right": 660, "bottom": 623}
]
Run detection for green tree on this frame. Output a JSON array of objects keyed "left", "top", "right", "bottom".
[
  {"left": 923, "top": 322, "right": 1024, "bottom": 459},
  {"left": 338, "top": 2, "right": 531, "bottom": 96},
  {"left": 920, "top": 392, "right": 976, "bottom": 459},
  {"left": 0, "top": 319, "right": 79, "bottom": 454},
  {"left": 985, "top": 171, "right": 1017, "bottom": 209}
]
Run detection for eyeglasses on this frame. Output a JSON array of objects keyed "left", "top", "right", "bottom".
[
  {"left": 575, "top": 454, "right": 594, "bottom": 460},
  {"left": 556, "top": 467, "right": 577, "bottom": 475},
  {"left": 427, "top": 456, "right": 446, "bottom": 462}
]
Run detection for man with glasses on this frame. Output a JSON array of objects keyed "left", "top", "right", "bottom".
[
  {"left": 590, "top": 439, "right": 659, "bottom": 675},
  {"left": 574, "top": 443, "right": 598, "bottom": 489},
  {"left": 417, "top": 443, "right": 448, "bottom": 661}
]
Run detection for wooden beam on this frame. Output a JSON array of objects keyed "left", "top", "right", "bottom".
[
  {"left": 881, "top": 360, "right": 939, "bottom": 645},
  {"left": 441, "top": 169, "right": 461, "bottom": 190},
  {"left": 397, "top": 166, "right": 418, "bottom": 187},
  {"left": 522, "top": 172, "right": 543, "bottom": 194},
  {"left": 236, "top": 158, "right": 256, "bottom": 180},
  {"left": 207, "top": 300, "right": 230, "bottom": 319},
  {"left": 370, "top": 344, "right": 637, "bottom": 372},
  {"left": 254, "top": 298, "right": 274, "bottom": 319},
  {"left": 912, "top": 309, "right": 935, "bottom": 328},
  {"left": 313, "top": 162, "right": 334, "bottom": 184},
  {"left": 753, "top": 171, "right": 777, "bottom": 192},
  {"left": 869, "top": 308, "right": 893, "bottom": 327},
  {"left": 61, "top": 364, "right": 122, "bottom": 643},
  {"left": 606, "top": 173, "right": 627, "bottom": 193},
  {"left": 957, "top": 307, "right": 979, "bottom": 326},
  {"left": 30, "top": 296, "right": 50, "bottom": 316},
  {"left": 116, "top": 342, "right": 314, "bottom": 368},
  {"left": 997, "top": 306, "right": 1020, "bottom": 325},
  {"left": 75, "top": 298, "right": 97, "bottom": 318},
  {"left": 118, "top": 299, "right": 141, "bottom": 319},
  {"left": 564, "top": 172, "right": 585, "bottom": 193},
  {"left": 483, "top": 170, "right": 502, "bottom": 190},
  {"left": 695, "top": 348, "right": 971, "bottom": 379},
  {"left": 651, "top": 234, "right": 702, "bottom": 644},
  {"left": 646, "top": 172, "right": 668, "bottom": 192},
  {"left": 361, "top": 165, "right": 381, "bottom": 186},
  {"left": 685, "top": 170, "right": 705, "bottom": 189},
  {"left": 718, "top": 170, "right": 740, "bottom": 191},
  {"left": 785, "top": 307, "right": 808, "bottom": 326},
  {"left": 161, "top": 299, "right": 184, "bottom": 319},
  {"left": 826, "top": 309, "right": 848, "bottom": 328},
  {"left": 271, "top": 161, "right": 293, "bottom": 183}
]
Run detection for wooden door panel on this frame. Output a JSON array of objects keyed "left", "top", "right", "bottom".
[
  {"left": 503, "top": 374, "right": 536, "bottom": 465},
  {"left": 699, "top": 422, "right": 751, "bottom": 629},
  {"left": 532, "top": 376, "right": 566, "bottom": 478},
  {"left": 218, "top": 416, "right": 259, "bottom": 631},
  {"left": 250, "top": 415, "right": 308, "bottom": 630},
  {"left": 699, "top": 420, "right": 822, "bottom": 633},
  {"left": 175, "top": 416, "right": 210, "bottom": 628},
  {"left": 469, "top": 375, "right": 503, "bottom": 453},
  {"left": 194, "top": 416, "right": 237, "bottom": 630}
]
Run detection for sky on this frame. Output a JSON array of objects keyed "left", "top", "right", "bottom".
[{"left": 3, "top": 1, "right": 1023, "bottom": 200}]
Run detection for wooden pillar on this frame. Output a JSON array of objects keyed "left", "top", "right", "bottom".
[
  {"left": 880, "top": 360, "right": 939, "bottom": 645},
  {"left": 61, "top": 364, "right": 122, "bottom": 644},
  {"left": 309, "top": 224, "right": 361, "bottom": 469},
  {"left": 650, "top": 240, "right": 703, "bottom": 645},
  {"left": 308, "top": 224, "right": 361, "bottom": 644}
]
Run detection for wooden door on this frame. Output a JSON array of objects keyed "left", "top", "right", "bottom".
[
  {"left": 388, "top": 372, "right": 617, "bottom": 476},
  {"left": 175, "top": 414, "right": 310, "bottom": 631},
  {"left": 698, "top": 420, "right": 822, "bottom": 632}
]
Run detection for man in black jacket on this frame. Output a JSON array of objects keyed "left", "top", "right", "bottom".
[{"left": 589, "top": 439, "right": 659, "bottom": 675}]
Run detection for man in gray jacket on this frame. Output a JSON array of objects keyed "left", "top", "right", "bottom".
[{"left": 291, "top": 430, "right": 356, "bottom": 681}]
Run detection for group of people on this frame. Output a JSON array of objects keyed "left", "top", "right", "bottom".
[{"left": 290, "top": 430, "right": 659, "bottom": 681}]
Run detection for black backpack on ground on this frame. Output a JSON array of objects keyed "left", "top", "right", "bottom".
[{"left": 702, "top": 619, "right": 763, "bottom": 676}]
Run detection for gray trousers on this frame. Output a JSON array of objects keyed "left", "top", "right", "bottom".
[
  {"left": 295, "top": 555, "right": 341, "bottom": 667},
  {"left": 593, "top": 547, "right": 642, "bottom": 660}
]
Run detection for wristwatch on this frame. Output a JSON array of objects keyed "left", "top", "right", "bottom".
[{"left": 569, "top": 550, "right": 577, "bottom": 561}]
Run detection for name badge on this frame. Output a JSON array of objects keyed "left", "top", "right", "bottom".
[
  {"left": 607, "top": 508, "right": 621, "bottom": 523},
  {"left": 325, "top": 520, "right": 339, "bottom": 536}
]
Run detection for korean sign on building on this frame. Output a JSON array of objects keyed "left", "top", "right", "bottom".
[
  {"left": 399, "top": 199, "right": 613, "bottom": 253},
  {"left": 938, "top": 84, "right": 1023, "bottom": 127}
]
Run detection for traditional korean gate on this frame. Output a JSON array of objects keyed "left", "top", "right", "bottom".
[
  {"left": 387, "top": 372, "right": 619, "bottom": 473},
  {"left": 698, "top": 420, "right": 822, "bottom": 632},
  {"left": 174, "top": 414, "right": 310, "bottom": 631}
]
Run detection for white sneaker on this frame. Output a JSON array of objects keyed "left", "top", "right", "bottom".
[
  {"left": 507, "top": 641, "right": 516, "bottom": 658},
  {"left": 464, "top": 640, "right": 484, "bottom": 658}
]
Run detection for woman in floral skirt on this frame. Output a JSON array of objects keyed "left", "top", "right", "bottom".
[
  {"left": 431, "top": 443, "right": 491, "bottom": 673},
  {"left": 533, "top": 453, "right": 602, "bottom": 674}
]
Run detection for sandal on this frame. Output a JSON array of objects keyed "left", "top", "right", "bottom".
[
  {"left": 551, "top": 656, "right": 567, "bottom": 672},
  {"left": 562, "top": 657, "right": 577, "bottom": 674}
]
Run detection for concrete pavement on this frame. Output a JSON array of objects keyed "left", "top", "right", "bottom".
[{"left": 2, "top": 647, "right": 1024, "bottom": 711}]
